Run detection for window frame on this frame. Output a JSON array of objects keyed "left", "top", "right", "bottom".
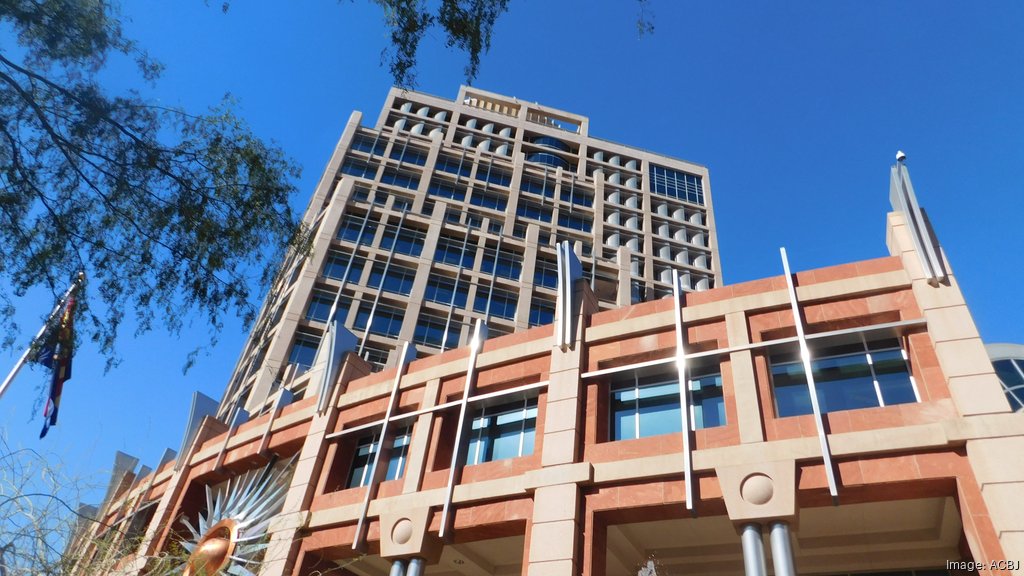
[{"left": 466, "top": 398, "right": 538, "bottom": 466}]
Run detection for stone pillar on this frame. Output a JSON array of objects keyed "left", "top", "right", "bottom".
[
  {"left": 740, "top": 523, "right": 767, "bottom": 576},
  {"left": 725, "top": 311, "right": 764, "bottom": 444},
  {"left": 526, "top": 281, "right": 597, "bottom": 576},
  {"left": 259, "top": 354, "right": 373, "bottom": 576},
  {"left": 887, "top": 211, "right": 1024, "bottom": 569},
  {"left": 769, "top": 521, "right": 796, "bottom": 576}
]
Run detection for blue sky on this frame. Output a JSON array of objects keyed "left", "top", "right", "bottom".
[{"left": 2, "top": 1, "right": 1022, "bottom": 506}]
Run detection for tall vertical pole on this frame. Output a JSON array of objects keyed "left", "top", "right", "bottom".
[
  {"left": 671, "top": 269, "right": 694, "bottom": 511},
  {"left": 0, "top": 272, "right": 84, "bottom": 401},
  {"left": 780, "top": 247, "right": 839, "bottom": 503},
  {"left": 769, "top": 521, "right": 797, "bottom": 576},
  {"left": 741, "top": 523, "right": 767, "bottom": 576}
]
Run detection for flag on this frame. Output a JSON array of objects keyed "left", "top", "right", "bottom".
[{"left": 40, "top": 296, "right": 75, "bottom": 438}]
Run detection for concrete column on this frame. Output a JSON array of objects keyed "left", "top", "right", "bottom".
[
  {"left": 403, "top": 378, "right": 441, "bottom": 494},
  {"left": 887, "top": 211, "right": 1024, "bottom": 565},
  {"left": 725, "top": 311, "right": 764, "bottom": 444},
  {"left": 769, "top": 521, "right": 796, "bottom": 576},
  {"left": 259, "top": 355, "right": 373, "bottom": 576},
  {"left": 740, "top": 523, "right": 767, "bottom": 576},
  {"left": 526, "top": 279, "right": 596, "bottom": 576},
  {"left": 406, "top": 557, "right": 425, "bottom": 576}
]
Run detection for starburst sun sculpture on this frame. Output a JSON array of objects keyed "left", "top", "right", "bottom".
[{"left": 176, "top": 458, "right": 294, "bottom": 576}]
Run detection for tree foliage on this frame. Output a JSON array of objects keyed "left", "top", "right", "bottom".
[
  {"left": 372, "top": 0, "right": 510, "bottom": 88},
  {"left": 0, "top": 0, "right": 305, "bottom": 367},
  {"left": 368, "top": 0, "right": 654, "bottom": 88}
]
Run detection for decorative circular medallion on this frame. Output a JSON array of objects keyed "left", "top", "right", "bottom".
[
  {"left": 392, "top": 518, "right": 414, "bottom": 545},
  {"left": 740, "top": 473, "right": 775, "bottom": 505}
]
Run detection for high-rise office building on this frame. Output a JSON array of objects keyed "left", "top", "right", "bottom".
[
  {"left": 220, "top": 87, "right": 720, "bottom": 416},
  {"left": 66, "top": 97, "right": 1024, "bottom": 576}
]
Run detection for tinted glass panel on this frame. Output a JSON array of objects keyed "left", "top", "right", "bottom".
[
  {"left": 772, "top": 343, "right": 915, "bottom": 417},
  {"left": 467, "top": 399, "right": 537, "bottom": 465}
]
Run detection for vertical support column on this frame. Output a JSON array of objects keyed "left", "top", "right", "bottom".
[
  {"left": 406, "top": 556, "right": 426, "bottom": 576},
  {"left": 259, "top": 354, "right": 373, "bottom": 576},
  {"left": 887, "top": 209, "right": 1021, "bottom": 563},
  {"left": 389, "top": 559, "right": 407, "bottom": 576},
  {"left": 402, "top": 378, "right": 441, "bottom": 495},
  {"left": 769, "top": 521, "right": 796, "bottom": 576},
  {"left": 725, "top": 311, "right": 765, "bottom": 444},
  {"left": 740, "top": 523, "right": 767, "bottom": 576},
  {"left": 526, "top": 245, "right": 597, "bottom": 576}
]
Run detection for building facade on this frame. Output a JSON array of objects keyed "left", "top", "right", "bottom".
[
  {"left": 219, "top": 87, "right": 720, "bottom": 418},
  {"left": 71, "top": 156, "right": 1024, "bottom": 576}
]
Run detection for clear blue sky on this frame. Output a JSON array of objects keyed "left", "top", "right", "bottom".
[{"left": 2, "top": 1, "right": 1022, "bottom": 507}]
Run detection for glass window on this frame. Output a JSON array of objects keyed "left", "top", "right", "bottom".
[
  {"left": 350, "top": 133, "right": 386, "bottom": 156},
  {"left": 428, "top": 178, "right": 467, "bottom": 202},
  {"left": 380, "top": 227, "right": 425, "bottom": 257},
  {"left": 520, "top": 175, "right": 555, "bottom": 198},
  {"left": 413, "top": 312, "right": 460, "bottom": 349},
  {"left": 393, "top": 197, "right": 412, "bottom": 212},
  {"left": 530, "top": 135, "right": 570, "bottom": 152},
  {"left": 690, "top": 373, "right": 726, "bottom": 430},
  {"left": 367, "top": 262, "right": 417, "bottom": 296},
  {"left": 560, "top": 185, "right": 594, "bottom": 207},
  {"left": 474, "top": 286, "right": 518, "bottom": 320},
  {"left": 353, "top": 302, "right": 405, "bottom": 338},
  {"left": 611, "top": 372, "right": 725, "bottom": 440},
  {"left": 481, "top": 248, "right": 522, "bottom": 280},
  {"left": 288, "top": 331, "right": 321, "bottom": 372},
  {"left": 528, "top": 298, "right": 555, "bottom": 327},
  {"left": 558, "top": 213, "right": 592, "bottom": 232},
  {"left": 351, "top": 186, "right": 371, "bottom": 202},
  {"left": 362, "top": 346, "right": 390, "bottom": 370},
  {"left": 323, "top": 250, "right": 365, "bottom": 283},
  {"left": 611, "top": 378, "right": 680, "bottom": 441},
  {"left": 341, "top": 158, "right": 378, "bottom": 180},
  {"left": 425, "top": 275, "right": 469, "bottom": 307},
  {"left": 434, "top": 236, "right": 474, "bottom": 268},
  {"left": 347, "top": 427, "right": 412, "bottom": 488},
  {"left": 336, "top": 213, "right": 378, "bottom": 244},
  {"left": 534, "top": 259, "right": 559, "bottom": 289},
  {"left": 390, "top": 145, "right": 428, "bottom": 165},
  {"left": 526, "top": 152, "right": 570, "bottom": 169},
  {"left": 436, "top": 153, "right": 471, "bottom": 177},
  {"left": 305, "top": 289, "right": 344, "bottom": 322},
  {"left": 478, "top": 164, "right": 512, "bottom": 187},
  {"left": 467, "top": 399, "right": 537, "bottom": 465},
  {"left": 649, "top": 164, "right": 704, "bottom": 205},
  {"left": 993, "top": 359, "right": 1024, "bottom": 412},
  {"left": 470, "top": 190, "right": 508, "bottom": 211},
  {"left": 380, "top": 168, "right": 419, "bottom": 190},
  {"left": 772, "top": 339, "right": 917, "bottom": 418},
  {"left": 516, "top": 200, "right": 552, "bottom": 223}
]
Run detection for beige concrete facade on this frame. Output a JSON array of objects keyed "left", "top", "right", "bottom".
[
  {"left": 217, "top": 86, "right": 720, "bottom": 418},
  {"left": 75, "top": 206, "right": 1024, "bottom": 576}
]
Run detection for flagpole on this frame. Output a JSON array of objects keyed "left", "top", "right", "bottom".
[{"left": 0, "top": 272, "right": 85, "bottom": 401}]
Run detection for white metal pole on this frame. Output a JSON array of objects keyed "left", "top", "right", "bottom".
[{"left": 0, "top": 273, "right": 84, "bottom": 401}]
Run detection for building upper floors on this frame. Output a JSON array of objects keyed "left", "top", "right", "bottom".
[{"left": 218, "top": 86, "right": 720, "bottom": 415}]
